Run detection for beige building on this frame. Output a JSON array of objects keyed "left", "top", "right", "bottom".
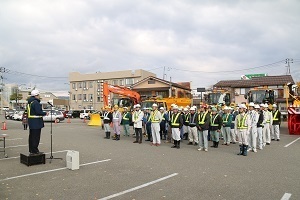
[
  {"left": 68, "top": 69, "right": 156, "bottom": 110},
  {"left": 131, "top": 76, "right": 191, "bottom": 99}
]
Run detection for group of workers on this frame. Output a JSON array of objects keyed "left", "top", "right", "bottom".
[{"left": 100, "top": 101, "right": 281, "bottom": 156}]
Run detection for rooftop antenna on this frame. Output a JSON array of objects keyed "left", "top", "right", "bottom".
[{"left": 285, "top": 58, "right": 293, "bottom": 75}]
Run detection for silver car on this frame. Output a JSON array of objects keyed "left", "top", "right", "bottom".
[{"left": 43, "top": 111, "right": 65, "bottom": 123}]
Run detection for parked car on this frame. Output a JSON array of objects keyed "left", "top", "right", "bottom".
[
  {"left": 5, "top": 110, "right": 15, "bottom": 120},
  {"left": 12, "top": 111, "right": 24, "bottom": 121},
  {"left": 62, "top": 110, "right": 69, "bottom": 118},
  {"left": 66, "top": 110, "right": 81, "bottom": 118},
  {"left": 79, "top": 109, "right": 95, "bottom": 119},
  {"left": 43, "top": 111, "right": 65, "bottom": 123},
  {"left": 12, "top": 110, "right": 24, "bottom": 120}
]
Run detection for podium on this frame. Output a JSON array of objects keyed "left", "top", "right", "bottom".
[
  {"left": 66, "top": 151, "right": 79, "bottom": 170},
  {"left": 20, "top": 153, "right": 46, "bottom": 166}
]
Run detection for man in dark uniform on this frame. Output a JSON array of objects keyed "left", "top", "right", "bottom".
[
  {"left": 27, "top": 90, "right": 47, "bottom": 155},
  {"left": 102, "top": 106, "right": 113, "bottom": 139},
  {"left": 210, "top": 107, "right": 222, "bottom": 148}
]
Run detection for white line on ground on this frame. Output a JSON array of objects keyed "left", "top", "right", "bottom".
[
  {"left": 0, "top": 159, "right": 111, "bottom": 182},
  {"left": 6, "top": 143, "right": 43, "bottom": 148},
  {"left": 284, "top": 137, "right": 300, "bottom": 147},
  {"left": 98, "top": 173, "right": 178, "bottom": 200},
  {"left": 0, "top": 150, "right": 70, "bottom": 161},
  {"left": 281, "top": 193, "right": 292, "bottom": 200},
  {"left": 6, "top": 138, "right": 23, "bottom": 141}
]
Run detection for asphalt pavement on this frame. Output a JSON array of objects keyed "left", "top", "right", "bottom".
[{"left": 0, "top": 117, "right": 299, "bottom": 200}]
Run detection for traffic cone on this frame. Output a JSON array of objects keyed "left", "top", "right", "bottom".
[
  {"left": 1, "top": 121, "right": 7, "bottom": 130},
  {"left": 67, "top": 117, "right": 71, "bottom": 123}
]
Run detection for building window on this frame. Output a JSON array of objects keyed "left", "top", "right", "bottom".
[
  {"left": 119, "top": 79, "right": 124, "bottom": 86},
  {"left": 97, "top": 84, "right": 100, "bottom": 89},
  {"left": 83, "top": 82, "right": 87, "bottom": 88},
  {"left": 78, "top": 82, "right": 82, "bottom": 88},
  {"left": 72, "top": 83, "right": 76, "bottom": 89},
  {"left": 78, "top": 94, "right": 82, "bottom": 100},
  {"left": 148, "top": 80, "right": 155, "bottom": 84},
  {"left": 240, "top": 88, "right": 250, "bottom": 95},
  {"left": 97, "top": 97, "right": 101, "bottom": 102},
  {"left": 125, "top": 78, "right": 134, "bottom": 85},
  {"left": 72, "top": 94, "right": 76, "bottom": 100},
  {"left": 89, "top": 81, "right": 93, "bottom": 88},
  {"left": 44, "top": 94, "right": 50, "bottom": 98},
  {"left": 113, "top": 80, "right": 118, "bottom": 85},
  {"left": 89, "top": 94, "right": 93, "bottom": 100},
  {"left": 83, "top": 94, "right": 87, "bottom": 101}
]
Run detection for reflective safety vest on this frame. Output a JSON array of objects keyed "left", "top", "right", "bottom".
[
  {"left": 27, "top": 102, "right": 43, "bottom": 119},
  {"left": 150, "top": 110, "right": 159, "bottom": 123},
  {"left": 185, "top": 113, "right": 190, "bottom": 123},
  {"left": 223, "top": 114, "right": 230, "bottom": 123},
  {"left": 273, "top": 110, "right": 279, "bottom": 121},
  {"left": 134, "top": 111, "right": 141, "bottom": 120},
  {"left": 210, "top": 114, "right": 219, "bottom": 127},
  {"left": 198, "top": 111, "right": 208, "bottom": 125},
  {"left": 122, "top": 112, "right": 129, "bottom": 120},
  {"left": 171, "top": 113, "right": 180, "bottom": 126},
  {"left": 237, "top": 114, "right": 248, "bottom": 129},
  {"left": 266, "top": 111, "right": 271, "bottom": 123}
]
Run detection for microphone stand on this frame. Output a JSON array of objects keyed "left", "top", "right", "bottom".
[{"left": 46, "top": 102, "right": 62, "bottom": 163}]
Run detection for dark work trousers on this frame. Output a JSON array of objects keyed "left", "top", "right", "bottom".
[
  {"left": 23, "top": 124, "right": 28, "bottom": 130},
  {"left": 146, "top": 124, "right": 152, "bottom": 141},
  {"left": 29, "top": 129, "right": 42, "bottom": 153},
  {"left": 160, "top": 122, "right": 167, "bottom": 140},
  {"left": 135, "top": 128, "right": 143, "bottom": 142}
]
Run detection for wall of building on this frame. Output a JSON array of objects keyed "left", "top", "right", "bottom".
[{"left": 69, "top": 69, "right": 156, "bottom": 110}]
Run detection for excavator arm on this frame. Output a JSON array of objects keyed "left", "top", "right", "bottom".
[{"left": 103, "top": 82, "right": 141, "bottom": 106}]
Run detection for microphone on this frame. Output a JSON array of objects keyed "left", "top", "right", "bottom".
[{"left": 47, "top": 102, "right": 54, "bottom": 107}]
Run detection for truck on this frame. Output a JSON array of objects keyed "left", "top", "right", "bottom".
[{"left": 206, "top": 89, "right": 231, "bottom": 106}]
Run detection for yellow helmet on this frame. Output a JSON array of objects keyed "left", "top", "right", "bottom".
[{"left": 114, "top": 105, "right": 119, "bottom": 109}]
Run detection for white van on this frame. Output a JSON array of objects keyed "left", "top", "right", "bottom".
[{"left": 79, "top": 109, "right": 95, "bottom": 119}]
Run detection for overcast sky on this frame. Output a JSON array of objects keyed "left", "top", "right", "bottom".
[{"left": 1, "top": 0, "right": 299, "bottom": 95}]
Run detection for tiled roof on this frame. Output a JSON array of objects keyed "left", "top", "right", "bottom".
[
  {"left": 132, "top": 76, "right": 191, "bottom": 91},
  {"left": 214, "top": 75, "right": 294, "bottom": 88}
]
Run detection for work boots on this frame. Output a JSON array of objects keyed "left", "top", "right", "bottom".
[
  {"left": 243, "top": 145, "right": 248, "bottom": 156},
  {"left": 116, "top": 135, "right": 120, "bottom": 141},
  {"left": 177, "top": 141, "right": 180, "bottom": 149},
  {"left": 237, "top": 145, "right": 243, "bottom": 155},
  {"left": 171, "top": 140, "right": 177, "bottom": 148},
  {"left": 112, "top": 134, "right": 117, "bottom": 140},
  {"left": 211, "top": 141, "right": 216, "bottom": 148},
  {"left": 214, "top": 142, "right": 219, "bottom": 148},
  {"left": 104, "top": 132, "right": 110, "bottom": 139}
]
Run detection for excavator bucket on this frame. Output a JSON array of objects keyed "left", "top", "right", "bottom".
[{"left": 88, "top": 114, "right": 102, "bottom": 126}]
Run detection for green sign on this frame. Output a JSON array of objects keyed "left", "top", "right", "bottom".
[{"left": 241, "top": 74, "right": 267, "bottom": 80}]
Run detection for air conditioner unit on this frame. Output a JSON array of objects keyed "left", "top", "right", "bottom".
[
  {"left": 83, "top": 88, "right": 86, "bottom": 90},
  {"left": 97, "top": 89, "right": 100, "bottom": 92},
  {"left": 97, "top": 80, "right": 100, "bottom": 83},
  {"left": 90, "top": 99, "right": 93, "bottom": 102},
  {"left": 75, "top": 88, "right": 78, "bottom": 91}
]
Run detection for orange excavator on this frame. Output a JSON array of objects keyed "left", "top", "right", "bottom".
[{"left": 103, "top": 82, "right": 141, "bottom": 109}]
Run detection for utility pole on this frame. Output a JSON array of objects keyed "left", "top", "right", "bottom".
[
  {"left": 0, "top": 67, "right": 5, "bottom": 115},
  {"left": 285, "top": 58, "right": 293, "bottom": 75},
  {"left": 163, "top": 66, "right": 165, "bottom": 80}
]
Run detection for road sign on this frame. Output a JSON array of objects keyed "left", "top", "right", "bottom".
[
  {"left": 197, "top": 88, "right": 205, "bottom": 92},
  {"left": 241, "top": 74, "right": 267, "bottom": 80}
]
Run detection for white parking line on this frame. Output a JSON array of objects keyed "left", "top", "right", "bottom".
[
  {"left": 0, "top": 159, "right": 111, "bottom": 182},
  {"left": 0, "top": 150, "right": 70, "bottom": 161},
  {"left": 281, "top": 193, "right": 292, "bottom": 200},
  {"left": 6, "top": 143, "right": 43, "bottom": 148},
  {"left": 98, "top": 173, "right": 178, "bottom": 200},
  {"left": 284, "top": 137, "right": 300, "bottom": 147},
  {"left": 6, "top": 138, "right": 23, "bottom": 141}
]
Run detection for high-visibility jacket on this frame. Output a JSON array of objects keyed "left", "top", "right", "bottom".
[
  {"left": 170, "top": 112, "right": 183, "bottom": 129},
  {"left": 210, "top": 114, "right": 222, "bottom": 131},
  {"left": 272, "top": 110, "right": 281, "bottom": 125},
  {"left": 150, "top": 110, "right": 162, "bottom": 123},
  {"left": 198, "top": 111, "right": 210, "bottom": 130},
  {"left": 27, "top": 97, "right": 46, "bottom": 129}
]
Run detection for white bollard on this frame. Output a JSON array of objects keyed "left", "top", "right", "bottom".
[{"left": 66, "top": 150, "right": 79, "bottom": 170}]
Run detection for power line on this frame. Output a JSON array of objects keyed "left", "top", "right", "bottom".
[{"left": 5, "top": 69, "right": 68, "bottom": 79}]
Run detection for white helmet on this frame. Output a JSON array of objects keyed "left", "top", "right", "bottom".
[
  {"left": 159, "top": 107, "right": 164, "bottom": 110},
  {"left": 190, "top": 107, "right": 195, "bottom": 111},
  {"left": 259, "top": 103, "right": 265, "bottom": 107},
  {"left": 264, "top": 103, "right": 269, "bottom": 108},
  {"left": 254, "top": 104, "right": 260, "bottom": 109},
  {"left": 248, "top": 102, "right": 255, "bottom": 107},
  {"left": 173, "top": 105, "right": 179, "bottom": 110},
  {"left": 135, "top": 104, "right": 141, "bottom": 108},
  {"left": 31, "top": 89, "right": 40, "bottom": 96},
  {"left": 272, "top": 104, "right": 277, "bottom": 108},
  {"left": 152, "top": 103, "right": 158, "bottom": 107},
  {"left": 239, "top": 104, "right": 247, "bottom": 109},
  {"left": 183, "top": 108, "right": 188, "bottom": 111},
  {"left": 224, "top": 106, "right": 229, "bottom": 110}
]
